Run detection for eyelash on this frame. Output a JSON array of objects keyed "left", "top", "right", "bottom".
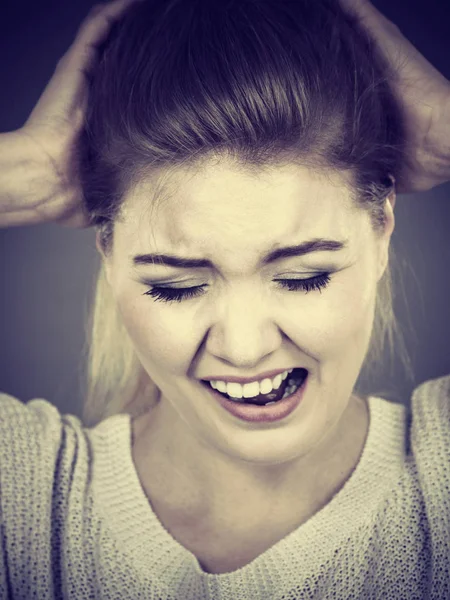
[{"left": 143, "top": 273, "right": 332, "bottom": 304}]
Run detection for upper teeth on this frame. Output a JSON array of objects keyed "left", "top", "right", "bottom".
[{"left": 209, "top": 369, "right": 294, "bottom": 399}]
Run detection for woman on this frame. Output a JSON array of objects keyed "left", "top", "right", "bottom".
[{"left": 0, "top": 0, "right": 449, "bottom": 595}]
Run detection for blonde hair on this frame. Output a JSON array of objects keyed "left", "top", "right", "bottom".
[{"left": 80, "top": 242, "right": 414, "bottom": 428}]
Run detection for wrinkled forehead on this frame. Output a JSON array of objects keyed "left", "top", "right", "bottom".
[
  {"left": 113, "top": 163, "right": 367, "bottom": 268},
  {"left": 120, "top": 161, "right": 358, "bottom": 229},
  {"left": 112, "top": 166, "right": 376, "bottom": 279}
]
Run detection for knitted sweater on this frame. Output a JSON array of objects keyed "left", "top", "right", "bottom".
[{"left": 0, "top": 375, "right": 449, "bottom": 600}]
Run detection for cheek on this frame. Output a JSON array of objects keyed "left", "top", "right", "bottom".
[
  {"left": 116, "top": 295, "right": 194, "bottom": 371},
  {"left": 307, "top": 274, "right": 376, "bottom": 356}
]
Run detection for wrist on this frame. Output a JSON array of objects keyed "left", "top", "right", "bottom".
[
  {"left": 0, "top": 130, "right": 54, "bottom": 227},
  {"left": 424, "top": 84, "right": 450, "bottom": 179}
]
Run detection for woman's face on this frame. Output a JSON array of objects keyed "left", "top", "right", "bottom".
[{"left": 98, "top": 159, "right": 395, "bottom": 472}]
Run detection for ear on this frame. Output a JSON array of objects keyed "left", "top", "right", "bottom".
[
  {"left": 95, "top": 229, "right": 106, "bottom": 259},
  {"left": 387, "top": 175, "right": 396, "bottom": 210},
  {"left": 377, "top": 186, "right": 396, "bottom": 281},
  {"left": 95, "top": 230, "right": 113, "bottom": 286},
  {"left": 387, "top": 189, "right": 396, "bottom": 211},
  {"left": 385, "top": 186, "right": 396, "bottom": 232}
]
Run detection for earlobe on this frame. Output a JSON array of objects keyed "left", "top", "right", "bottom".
[
  {"left": 384, "top": 188, "right": 396, "bottom": 236},
  {"left": 95, "top": 230, "right": 105, "bottom": 259},
  {"left": 95, "top": 230, "right": 113, "bottom": 286},
  {"left": 388, "top": 190, "right": 396, "bottom": 211},
  {"left": 377, "top": 190, "right": 396, "bottom": 282},
  {"left": 387, "top": 175, "right": 396, "bottom": 210}
]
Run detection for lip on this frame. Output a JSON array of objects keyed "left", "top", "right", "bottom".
[
  {"left": 203, "top": 371, "right": 308, "bottom": 423},
  {"left": 201, "top": 367, "right": 305, "bottom": 385}
]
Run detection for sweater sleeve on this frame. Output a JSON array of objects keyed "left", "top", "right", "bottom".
[
  {"left": 410, "top": 373, "right": 450, "bottom": 598},
  {"left": 411, "top": 373, "right": 450, "bottom": 477},
  {"left": 0, "top": 392, "right": 65, "bottom": 599}
]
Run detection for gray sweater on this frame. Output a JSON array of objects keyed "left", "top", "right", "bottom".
[{"left": 0, "top": 375, "right": 449, "bottom": 599}]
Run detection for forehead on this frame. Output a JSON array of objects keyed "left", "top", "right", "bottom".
[{"left": 117, "top": 161, "right": 362, "bottom": 257}]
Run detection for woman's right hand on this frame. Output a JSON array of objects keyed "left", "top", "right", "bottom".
[{"left": 0, "top": 0, "right": 142, "bottom": 229}]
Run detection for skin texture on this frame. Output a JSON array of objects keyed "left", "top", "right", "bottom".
[{"left": 97, "top": 159, "right": 396, "bottom": 572}]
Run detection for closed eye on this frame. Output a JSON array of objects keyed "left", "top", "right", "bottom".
[{"left": 143, "top": 273, "right": 332, "bottom": 303}]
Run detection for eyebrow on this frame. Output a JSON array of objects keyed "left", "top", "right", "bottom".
[{"left": 132, "top": 238, "right": 348, "bottom": 270}]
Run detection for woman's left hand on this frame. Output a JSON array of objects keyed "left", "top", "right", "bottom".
[{"left": 339, "top": 0, "right": 450, "bottom": 194}]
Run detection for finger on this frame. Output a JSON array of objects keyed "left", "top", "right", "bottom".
[
  {"left": 55, "top": 0, "right": 144, "bottom": 91},
  {"left": 62, "top": 0, "right": 145, "bottom": 72},
  {"left": 26, "top": 0, "right": 144, "bottom": 125},
  {"left": 339, "top": 0, "right": 447, "bottom": 88},
  {"left": 339, "top": 0, "right": 394, "bottom": 27},
  {"left": 339, "top": 0, "right": 403, "bottom": 47}
]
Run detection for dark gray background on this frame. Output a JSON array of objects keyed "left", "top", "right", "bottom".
[{"left": 0, "top": 0, "right": 449, "bottom": 419}]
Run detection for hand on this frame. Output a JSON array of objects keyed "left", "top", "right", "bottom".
[
  {"left": 339, "top": 0, "right": 450, "bottom": 194},
  {"left": 3, "top": 0, "right": 142, "bottom": 228}
]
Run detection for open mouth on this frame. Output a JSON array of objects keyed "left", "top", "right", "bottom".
[{"left": 201, "top": 368, "right": 308, "bottom": 406}]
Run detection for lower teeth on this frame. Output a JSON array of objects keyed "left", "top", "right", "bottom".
[{"left": 280, "top": 380, "right": 302, "bottom": 400}]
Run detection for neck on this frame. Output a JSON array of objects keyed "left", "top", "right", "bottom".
[{"left": 131, "top": 394, "right": 369, "bottom": 530}]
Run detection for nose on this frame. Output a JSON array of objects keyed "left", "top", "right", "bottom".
[{"left": 204, "top": 292, "right": 283, "bottom": 368}]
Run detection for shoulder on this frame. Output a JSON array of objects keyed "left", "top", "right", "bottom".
[
  {"left": 0, "top": 392, "right": 64, "bottom": 445},
  {"left": 410, "top": 373, "right": 450, "bottom": 427},
  {"left": 0, "top": 392, "right": 88, "bottom": 486},
  {"left": 408, "top": 373, "right": 450, "bottom": 491}
]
